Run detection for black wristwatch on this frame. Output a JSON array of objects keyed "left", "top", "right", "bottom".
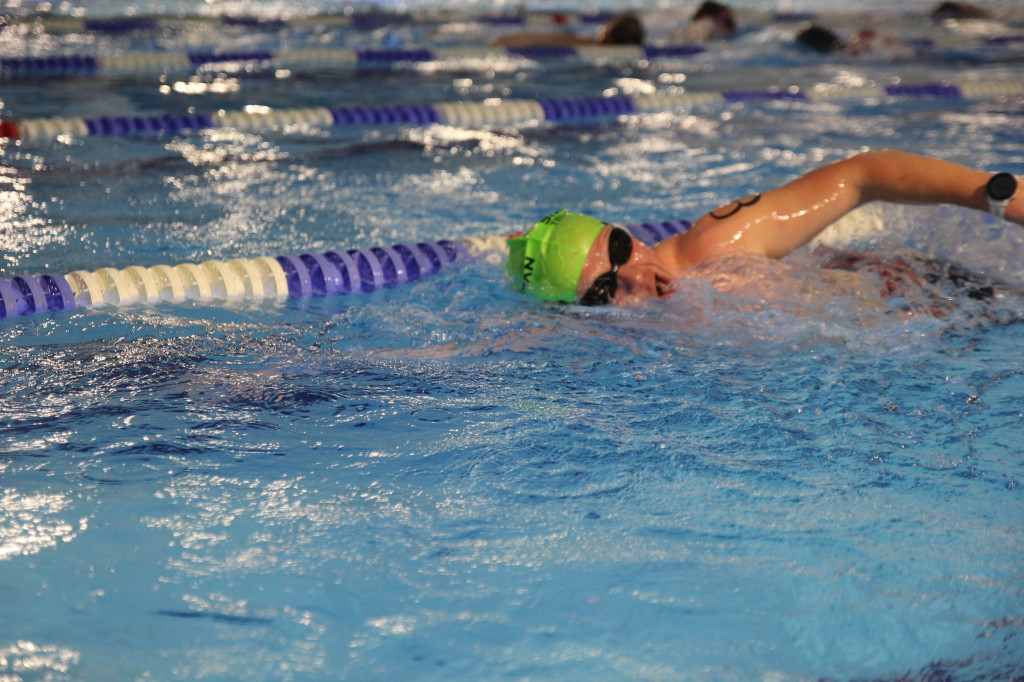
[{"left": 986, "top": 172, "right": 1018, "bottom": 219}]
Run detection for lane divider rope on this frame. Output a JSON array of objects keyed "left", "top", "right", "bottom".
[
  {"left": 0, "top": 10, "right": 621, "bottom": 34},
  {"left": 0, "top": 220, "right": 692, "bottom": 319},
  {"left": 7, "top": 9, "right": 1020, "bottom": 35},
  {"left": 0, "top": 44, "right": 710, "bottom": 80},
  {"left": 5, "top": 30, "right": 1024, "bottom": 81},
  {"left": 3, "top": 79, "right": 1021, "bottom": 142}
]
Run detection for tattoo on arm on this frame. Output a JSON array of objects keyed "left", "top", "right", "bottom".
[{"left": 710, "top": 193, "right": 761, "bottom": 220}]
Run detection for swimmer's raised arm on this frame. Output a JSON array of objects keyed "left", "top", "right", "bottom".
[{"left": 654, "top": 150, "right": 1023, "bottom": 275}]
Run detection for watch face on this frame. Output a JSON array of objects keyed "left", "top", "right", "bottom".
[{"left": 987, "top": 172, "right": 1018, "bottom": 202}]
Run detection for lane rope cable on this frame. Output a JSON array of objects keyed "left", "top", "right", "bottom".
[
  {"left": 4, "top": 30, "right": 1024, "bottom": 81},
  {"left": 3, "top": 78, "right": 1022, "bottom": 142},
  {"left": 6, "top": 8, "right": 1022, "bottom": 35}
]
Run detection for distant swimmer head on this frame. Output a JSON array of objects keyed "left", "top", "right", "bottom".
[
  {"left": 506, "top": 210, "right": 609, "bottom": 303},
  {"left": 598, "top": 13, "right": 645, "bottom": 45},
  {"left": 691, "top": 1, "right": 737, "bottom": 39},
  {"left": 796, "top": 24, "right": 845, "bottom": 53},
  {"left": 931, "top": 2, "right": 990, "bottom": 20}
]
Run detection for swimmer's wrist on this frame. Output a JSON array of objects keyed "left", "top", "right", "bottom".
[{"left": 986, "top": 172, "right": 1018, "bottom": 220}]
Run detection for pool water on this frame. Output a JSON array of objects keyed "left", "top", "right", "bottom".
[{"left": 2, "top": 1, "right": 1023, "bottom": 680}]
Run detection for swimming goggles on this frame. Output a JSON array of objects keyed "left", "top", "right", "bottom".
[{"left": 579, "top": 227, "right": 632, "bottom": 306}]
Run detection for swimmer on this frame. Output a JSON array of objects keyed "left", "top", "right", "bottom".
[
  {"left": 795, "top": 24, "right": 913, "bottom": 58},
  {"left": 507, "top": 151, "right": 1022, "bottom": 306},
  {"left": 489, "top": 13, "right": 643, "bottom": 48},
  {"left": 930, "top": 2, "right": 990, "bottom": 20},
  {"left": 676, "top": 1, "right": 738, "bottom": 42}
]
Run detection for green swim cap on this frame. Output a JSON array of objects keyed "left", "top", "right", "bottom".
[{"left": 507, "top": 210, "right": 608, "bottom": 303}]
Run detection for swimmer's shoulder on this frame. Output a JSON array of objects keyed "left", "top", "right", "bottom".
[{"left": 653, "top": 193, "right": 769, "bottom": 276}]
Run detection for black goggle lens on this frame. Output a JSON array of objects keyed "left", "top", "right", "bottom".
[{"left": 579, "top": 228, "right": 632, "bottom": 306}]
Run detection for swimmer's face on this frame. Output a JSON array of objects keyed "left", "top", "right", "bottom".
[
  {"left": 576, "top": 225, "right": 675, "bottom": 305},
  {"left": 716, "top": 11, "right": 737, "bottom": 38},
  {"left": 691, "top": 8, "right": 736, "bottom": 40}
]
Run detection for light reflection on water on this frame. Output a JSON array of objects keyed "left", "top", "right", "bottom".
[{"left": 0, "top": 491, "right": 81, "bottom": 560}]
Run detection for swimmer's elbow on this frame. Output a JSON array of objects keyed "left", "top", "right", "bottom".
[{"left": 845, "top": 149, "right": 905, "bottom": 205}]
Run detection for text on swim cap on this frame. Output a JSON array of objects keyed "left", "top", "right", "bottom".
[
  {"left": 522, "top": 256, "right": 536, "bottom": 285},
  {"left": 539, "top": 210, "right": 565, "bottom": 227}
]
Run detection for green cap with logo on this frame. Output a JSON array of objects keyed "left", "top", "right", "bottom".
[{"left": 506, "top": 209, "right": 607, "bottom": 303}]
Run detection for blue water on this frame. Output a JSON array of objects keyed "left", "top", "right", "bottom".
[{"left": 2, "top": 1, "right": 1024, "bottom": 679}]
